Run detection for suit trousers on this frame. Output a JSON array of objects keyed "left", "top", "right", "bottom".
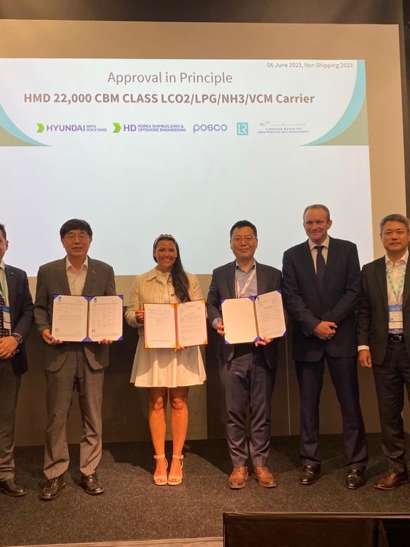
[
  {"left": 219, "top": 346, "right": 276, "bottom": 467},
  {"left": 372, "top": 341, "right": 410, "bottom": 473},
  {"left": 0, "top": 359, "right": 20, "bottom": 480},
  {"left": 44, "top": 345, "right": 105, "bottom": 479},
  {"left": 295, "top": 355, "right": 368, "bottom": 470}
]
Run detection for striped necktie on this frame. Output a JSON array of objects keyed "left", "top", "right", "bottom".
[{"left": 0, "top": 280, "right": 9, "bottom": 337}]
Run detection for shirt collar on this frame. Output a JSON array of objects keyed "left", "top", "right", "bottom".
[
  {"left": 235, "top": 260, "right": 256, "bottom": 273},
  {"left": 66, "top": 256, "right": 89, "bottom": 271},
  {"left": 385, "top": 249, "right": 409, "bottom": 267},
  {"left": 309, "top": 235, "right": 330, "bottom": 251}
]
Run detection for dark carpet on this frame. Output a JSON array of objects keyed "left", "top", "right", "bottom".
[{"left": 1, "top": 434, "right": 410, "bottom": 546}]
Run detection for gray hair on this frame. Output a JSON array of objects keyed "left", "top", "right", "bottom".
[{"left": 380, "top": 214, "right": 410, "bottom": 233}]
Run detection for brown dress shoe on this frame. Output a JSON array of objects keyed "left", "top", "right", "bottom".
[
  {"left": 253, "top": 466, "right": 277, "bottom": 488},
  {"left": 229, "top": 467, "right": 248, "bottom": 489},
  {"left": 374, "top": 470, "right": 409, "bottom": 490}
]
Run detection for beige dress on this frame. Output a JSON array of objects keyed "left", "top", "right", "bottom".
[{"left": 125, "top": 268, "right": 206, "bottom": 388}]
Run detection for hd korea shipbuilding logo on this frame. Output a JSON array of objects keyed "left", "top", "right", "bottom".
[{"left": 237, "top": 122, "right": 249, "bottom": 136}]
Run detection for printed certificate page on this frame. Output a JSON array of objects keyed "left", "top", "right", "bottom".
[
  {"left": 144, "top": 303, "right": 177, "bottom": 348},
  {"left": 51, "top": 295, "right": 88, "bottom": 342},
  {"left": 254, "top": 291, "right": 287, "bottom": 339},
  {"left": 222, "top": 297, "right": 258, "bottom": 345},
  {"left": 88, "top": 295, "right": 123, "bottom": 342},
  {"left": 176, "top": 300, "right": 208, "bottom": 348}
]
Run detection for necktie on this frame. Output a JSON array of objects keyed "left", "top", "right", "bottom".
[
  {"left": 0, "top": 280, "right": 9, "bottom": 337},
  {"left": 315, "top": 245, "right": 326, "bottom": 291}
]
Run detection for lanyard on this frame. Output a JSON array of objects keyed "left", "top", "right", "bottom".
[
  {"left": 236, "top": 267, "right": 256, "bottom": 298},
  {"left": 386, "top": 266, "right": 406, "bottom": 304}
]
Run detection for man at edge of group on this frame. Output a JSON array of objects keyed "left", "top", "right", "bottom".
[
  {"left": 358, "top": 213, "right": 410, "bottom": 490},
  {"left": 207, "top": 220, "right": 282, "bottom": 489},
  {"left": 282, "top": 204, "right": 368, "bottom": 489},
  {"left": 34, "top": 219, "right": 116, "bottom": 500},
  {"left": 0, "top": 223, "right": 33, "bottom": 497}
]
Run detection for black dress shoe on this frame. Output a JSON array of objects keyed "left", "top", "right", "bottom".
[
  {"left": 0, "top": 479, "right": 27, "bottom": 497},
  {"left": 80, "top": 473, "right": 104, "bottom": 495},
  {"left": 345, "top": 469, "right": 366, "bottom": 490},
  {"left": 300, "top": 465, "right": 320, "bottom": 485},
  {"left": 41, "top": 475, "right": 66, "bottom": 500}
]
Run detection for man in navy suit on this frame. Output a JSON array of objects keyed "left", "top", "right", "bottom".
[
  {"left": 207, "top": 220, "right": 282, "bottom": 489},
  {"left": 0, "top": 223, "right": 33, "bottom": 497},
  {"left": 282, "top": 204, "right": 368, "bottom": 489}
]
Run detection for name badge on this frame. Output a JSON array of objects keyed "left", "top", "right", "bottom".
[
  {"left": 2, "top": 305, "right": 11, "bottom": 331},
  {"left": 388, "top": 304, "right": 403, "bottom": 331}
]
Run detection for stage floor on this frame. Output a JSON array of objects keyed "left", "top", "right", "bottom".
[{"left": 2, "top": 434, "right": 410, "bottom": 546}]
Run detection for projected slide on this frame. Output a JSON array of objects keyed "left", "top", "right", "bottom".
[{"left": 0, "top": 58, "right": 371, "bottom": 275}]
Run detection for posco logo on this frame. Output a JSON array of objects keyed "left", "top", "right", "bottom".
[{"left": 193, "top": 123, "right": 228, "bottom": 134}]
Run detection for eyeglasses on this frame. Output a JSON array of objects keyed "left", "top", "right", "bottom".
[{"left": 231, "top": 236, "right": 255, "bottom": 243}]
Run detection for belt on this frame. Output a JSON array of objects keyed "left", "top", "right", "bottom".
[{"left": 388, "top": 333, "right": 404, "bottom": 343}]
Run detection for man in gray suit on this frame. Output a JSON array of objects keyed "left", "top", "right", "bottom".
[
  {"left": 34, "top": 219, "right": 116, "bottom": 500},
  {"left": 207, "top": 220, "right": 282, "bottom": 489},
  {"left": 358, "top": 213, "right": 410, "bottom": 490},
  {"left": 0, "top": 224, "right": 33, "bottom": 497}
]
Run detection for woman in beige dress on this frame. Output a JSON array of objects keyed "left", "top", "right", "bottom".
[{"left": 125, "top": 234, "right": 206, "bottom": 485}]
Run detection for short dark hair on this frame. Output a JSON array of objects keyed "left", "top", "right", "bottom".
[
  {"left": 0, "top": 223, "right": 6, "bottom": 240},
  {"left": 60, "top": 219, "right": 93, "bottom": 239},
  {"left": 229, "top": 220, "right": 257, "bottom": 238},
  {"left": 303, "top": 204, "right": 331, "bottom": 222},
  {"left": 380, "top": 213, "right": 410, "bottom": 233}
]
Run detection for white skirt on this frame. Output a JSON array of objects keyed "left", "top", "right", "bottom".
[{"left": 130, "top": 341, "right": 206, "bottom": 388}]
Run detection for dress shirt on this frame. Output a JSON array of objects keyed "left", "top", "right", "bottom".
[
  {"left": 308, "top": 236, "right": 330, "bottom": 272},
  {"left": 0, "top": 260, "right": 8, "bottom": 306},
  {"left": 66, "top": 257, "right": 88, "bottom": 296}
]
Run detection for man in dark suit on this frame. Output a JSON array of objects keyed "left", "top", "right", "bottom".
[
  {"left": 0, "top": 223, "right": 33, "bottom": 497},
  {"left": 207, "top": 220, "right": 282, "bottom": 489},
  {"left": 282, "top": 204, "right": 368, "bottom": 489},
  {"left": 34, "top": 219, "right": 116, "bottom": 500},
  {"left": 358, "top": 213, "right": 410, "bottom": 490}
]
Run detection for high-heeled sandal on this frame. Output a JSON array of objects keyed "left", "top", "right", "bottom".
[
  {"left": 168, "top": 454, "right": 184, "bottom": 486},
  {"left": 153, "top": 454, "right": 168, "bottom": 486}
]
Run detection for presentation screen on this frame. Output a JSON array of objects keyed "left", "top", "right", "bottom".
[{"left": 0, "top": 22, "right": 405, "bottom": 284}]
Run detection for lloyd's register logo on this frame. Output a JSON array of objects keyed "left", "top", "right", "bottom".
[{"left": 237, "top": 122, "right": 249, "bottom": 136}]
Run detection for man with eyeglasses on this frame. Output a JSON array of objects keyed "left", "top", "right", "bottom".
[
  {"left": 0, "top": 223, "right": 33, "bottom": 497},
  {"left": 34, "top": 219, "right": 116, "bottom": 500},
  {"left": 282, "top": 204, "right": 368, "bottom": 489},
  {"left": 358, "top": 213, "right": 410, "bottom": 490},
  {"left": 207, "top": 220, "right": 282, "bottom": 489}
]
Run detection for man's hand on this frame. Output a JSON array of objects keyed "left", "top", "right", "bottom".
[
  {"left": 358, "top": 349, "right": 372, "bottom": 368},
  {"left": 0, "top": 336, "right": 18, "bottom": 359},
  {"left": 313, "top": 321, "right": 337, "bottom": 340},
  {"left": 216, "top": 321, "right": 225, "bottom": 337},
  {"left": 42, "top": 329, "right": 63, "bottom": 345},
  {"left": 255, "top": 337, "right": 273, "bottom": 346},
  {"left": 98, "top": 339, "right": 112, "bottom": 345}
]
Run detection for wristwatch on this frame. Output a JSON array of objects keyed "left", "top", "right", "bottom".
[{"left": 11, "top": 333, "right": 23, "bottom": 345}]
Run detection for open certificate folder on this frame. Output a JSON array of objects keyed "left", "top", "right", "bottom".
[
  {"left": 51, "top": 294, "right": 124, "bottom": 342},
  {"left": 144, "top": 300, "right": 208, "bottom": 349},
  {"left": 221, "top": 290, "right": 286, "bottom": 345}
]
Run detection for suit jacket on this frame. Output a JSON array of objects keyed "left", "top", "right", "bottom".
[
  {"left": 5, "top": 265, "right": 33, "bottom": 375},
  {"left": 33, "top": 257, "right": 116, "bottom": 372},
  {"left": 357, "top": 256, "right": 410, "bottom": 365},
  {"left": 282, "top": 237, "right": 361, "bottom": 361},
  {"left": 206, "top": 260, "right": 282, "bottom": 366}
]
